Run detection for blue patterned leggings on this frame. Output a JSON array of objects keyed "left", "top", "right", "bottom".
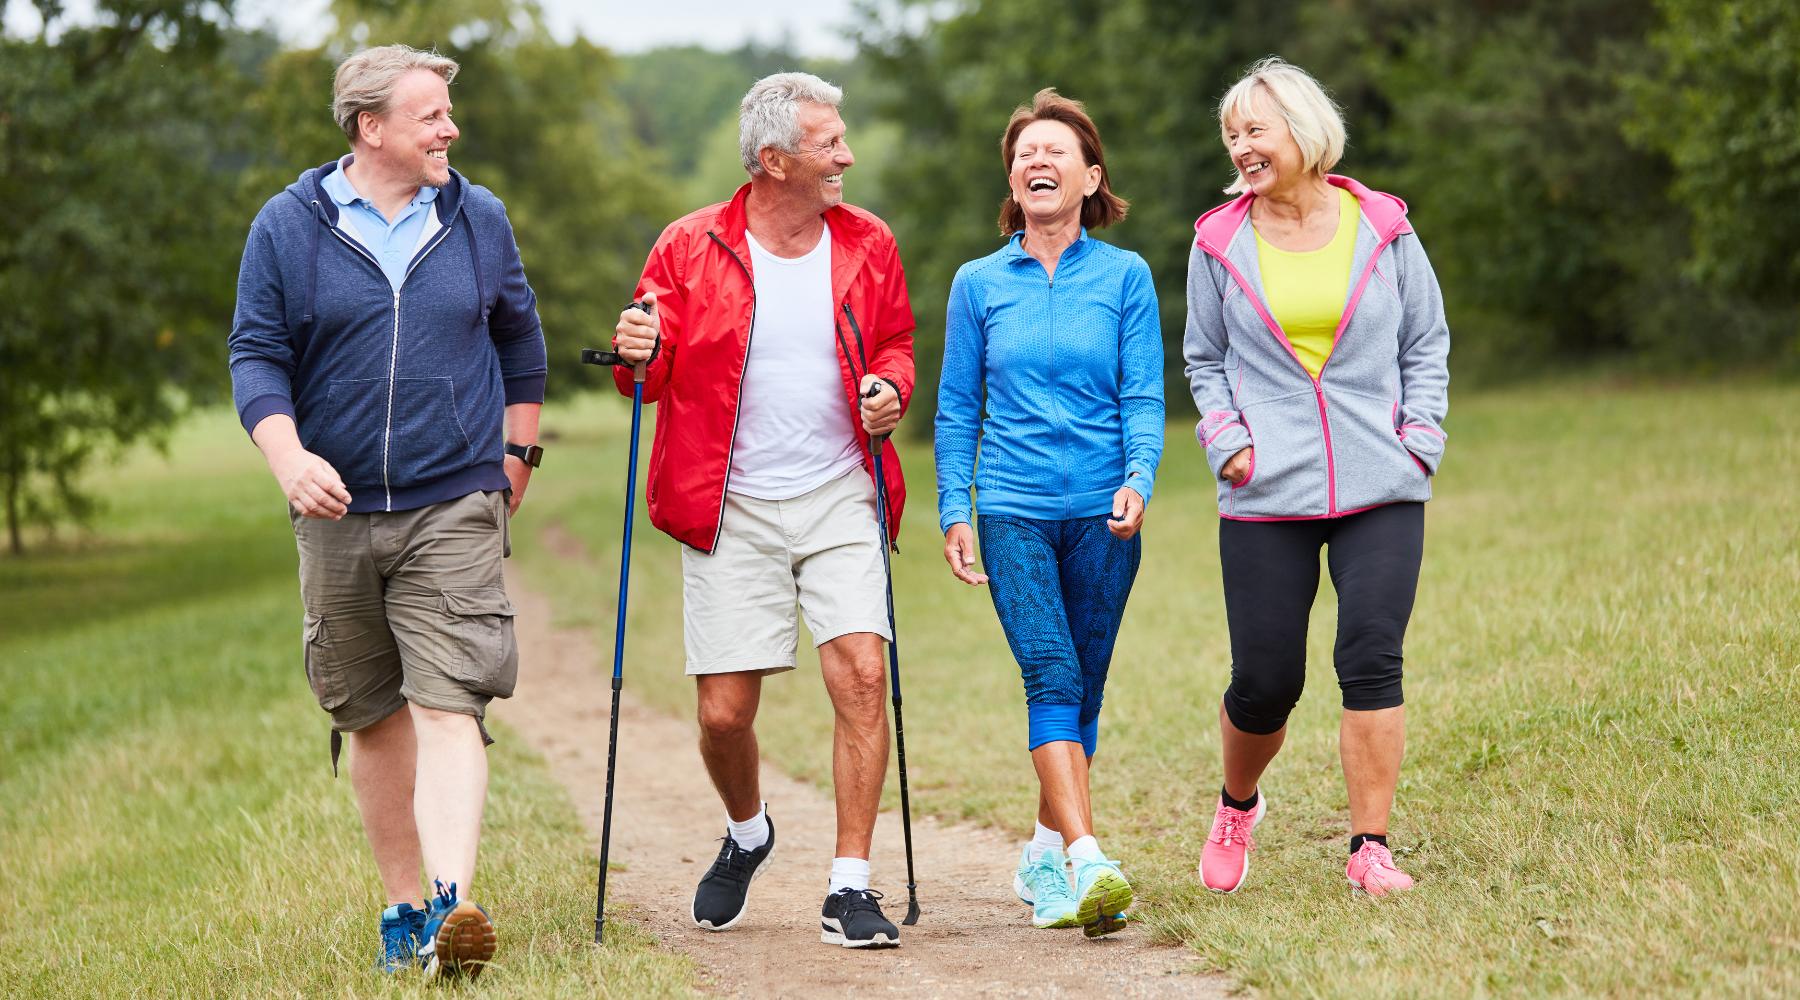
[{"left": 978, "top": 514, "right": 1142, "bottom": 756}]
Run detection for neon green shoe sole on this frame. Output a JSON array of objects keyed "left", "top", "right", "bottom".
[{"left": 1074, "top": 865, "right": 1134, "bottom": 938}]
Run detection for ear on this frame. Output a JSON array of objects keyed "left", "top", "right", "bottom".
[
  {"left": 358, "top": 110, "right": 383, "bottom": 150},
  {"left": 1082, "top": 163, "right": 1103, "bottom": 198},
  {"left": 758, "top": 146, "right": 789, "bottom": 181}
]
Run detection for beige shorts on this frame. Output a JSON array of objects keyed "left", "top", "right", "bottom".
[
  {"left": 291, "top": 490, "right": 517, "bottom": 733},
  {"left": 682, "top": 470, "right": 891, "bottom": 675}
]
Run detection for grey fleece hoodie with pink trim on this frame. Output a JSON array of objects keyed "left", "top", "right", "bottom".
[{"left": 1183, "top": 174, "right": 1449, "bottom": 521}]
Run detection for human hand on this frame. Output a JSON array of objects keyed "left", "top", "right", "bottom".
[
  {"left": 1222, "top": 446, "right": 1253, "bottom": 486},
  {"left": 503, "top": 456, "right": 531, "bottom": 515},
  {"left": 612, "top": 292, "right": 659, "bottom": 365},
  {"left": 1107, "top": 485, "right": 1145, "bottom": 539},
  {"left": 271, "top": 446, "right": 351, "bottom": 519},
  {"left": 943, "top": 522, "right": 988, "bottom": 585},
  {"left": 859, "top": 375, "right": 900, "bottom": 438}
]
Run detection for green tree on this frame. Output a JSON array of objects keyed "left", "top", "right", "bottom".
[{"left": 0, "top": 1, "right": 261, "bottom": 553}]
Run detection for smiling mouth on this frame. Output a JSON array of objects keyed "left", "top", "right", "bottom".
[
  {"left": 1243, "top": 160, "right": 1269, "bottom": 176},
  {"left": 428, "top": 149, "right": 448, "bottom": 162},
  {"left": 824, "top": 174, "right": 843, "bottom": 185},
  {"left": 1027, "top": 178, "right": 1058, "bottom": 193}
]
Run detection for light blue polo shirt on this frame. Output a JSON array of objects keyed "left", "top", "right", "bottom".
[{"left": 321, "top": 154, "right": 442, "bottom": 291}]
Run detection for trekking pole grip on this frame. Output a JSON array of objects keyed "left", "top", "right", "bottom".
[{"left": 581, "top": 301, "right": 654, "bottom": 383}]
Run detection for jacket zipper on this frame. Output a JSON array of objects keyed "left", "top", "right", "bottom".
[
  {"left": 327, "top": 212, "right": 457, "bottom": 511},
  {"left": 1200, "top": 222, "right": 1403, "bottom": 517},
  {"left": 706, "top": 231, "right": 757, "bottom": 554}
]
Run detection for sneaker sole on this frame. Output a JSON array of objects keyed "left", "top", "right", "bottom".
[
  {"left": 820, "top": 918, "right": 900, "bottom": 949},
  {"left": 1076, "top": 872, "right": 1133, "bottom": 938},
  {"left": 423, "top": 903, "right": 496, "bottom": 981},
  {"left": 1201, "top": 796, "right": 1267, "bottom": 894},
  {"left": 1032, "top": 909, "right": 1082, "bottom": 929},
  {"left": 692, "top": 841, "right": 776, "bottom": 932}
]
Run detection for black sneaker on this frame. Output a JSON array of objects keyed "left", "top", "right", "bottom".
[
  {"left": 820, "top": 888, "right": 900, "bottom": 948},
  {"left": 691, "top": 814, "right": 776, "bottom": 931}
]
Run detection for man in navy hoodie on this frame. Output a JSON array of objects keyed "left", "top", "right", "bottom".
[{"left": 227, "top": 44, "right": 546, "bottom": 980}]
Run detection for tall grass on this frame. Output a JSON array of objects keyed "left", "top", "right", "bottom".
[
  {"left": 518, "top": 380, "right": 1800, "bottom": 997},
  {"left": 0, "top": 410, "right": 697, "bottom": 998}
]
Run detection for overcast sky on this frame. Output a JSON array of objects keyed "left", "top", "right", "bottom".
[{"left": 3, "top": 0, "right": 866, "bottom": 57}]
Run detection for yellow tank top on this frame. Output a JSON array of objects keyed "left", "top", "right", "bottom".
[{"left": 1255, "top": 187, "right": 1360, "bottom": 380}]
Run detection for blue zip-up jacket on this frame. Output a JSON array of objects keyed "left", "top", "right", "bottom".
[
  {"left": 935, "top": 230, "right": 1165, "bottom": 533},
  {"left": 228, "top": 161, "right": 547, "bottom": 513}
]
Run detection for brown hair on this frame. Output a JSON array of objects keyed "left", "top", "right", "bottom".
[{"left": 998, "top": 88, "right": 1129, "bottom": 237}]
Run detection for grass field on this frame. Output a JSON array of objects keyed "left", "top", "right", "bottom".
[
  {"left": 517, "top": 379, "right": 1800, "bottom": 998},
  {"left": 0, "top": 410, "right": 697, "bottom": 998}
]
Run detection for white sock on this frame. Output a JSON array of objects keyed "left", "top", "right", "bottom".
[
  {"left": 828, "top": 856, "right": 871, "bottom": 894},
  {"left": 727, "top": 803, "right": 770, "bottom": 851},
  {"left": 1065, "top": 835, "right": 1104, "bottom": 863},
  {"left": 1029, "top": 821, "right": 1064, "bottom": 861}
]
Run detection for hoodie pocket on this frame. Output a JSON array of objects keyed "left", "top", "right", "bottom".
[
  {"left": 386, "top": 378, "right": 476, "bottom": 487},
  {"left": 310, "top": 379, "right": 388, "bottom": 486},
  {"left": 1224, "top": 390, "right": 1326, "bottom": 516},
  {"left": 1326, "top": 387, "right": 1429, "bottom": 511}
]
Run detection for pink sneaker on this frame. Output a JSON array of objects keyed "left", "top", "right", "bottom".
[
  {"left": 1198, "top": 795, "right": 1266, "bottom": 893},
  {"left": 1346, "top": 841, "right": 1414, "bottom": 897}
]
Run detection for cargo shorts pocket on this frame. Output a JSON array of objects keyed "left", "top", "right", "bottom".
[
  {"left": 302, "top": 613, "right": 352, "bottom": 712},
  {"left": 440, "top": 587, "right": 519, "bottom": 697}
]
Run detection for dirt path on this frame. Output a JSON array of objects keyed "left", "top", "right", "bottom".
[{"left": 495, "top": 561, "right": 1226, "bottom": 998}]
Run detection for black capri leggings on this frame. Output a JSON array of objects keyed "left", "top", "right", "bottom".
[{"left": 1219, "top": 502, "right": 1424, "bottom": 735}]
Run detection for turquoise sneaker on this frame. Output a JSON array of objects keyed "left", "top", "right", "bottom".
[
  {"left": 419, "top": 880, "right": 497, "bottom": 981},
  {"left": 376, "top": 902, "right": 426, "bottom": 973},
  {"left": 1025, "top": 849, "right": 1080, "bottom": 929},
  {"left": 1012, "top": 843, "right": 1037, "bottom": 904},
  {"left": 1072, "top": 855, "right": 1134, "bottom": 938}
]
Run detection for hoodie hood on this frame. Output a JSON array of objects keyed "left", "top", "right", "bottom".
[{"left": 1195, "top": 174, "right": 1410, "bottom": 252}]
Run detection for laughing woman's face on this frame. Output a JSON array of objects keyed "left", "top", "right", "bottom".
[
  {"left": 1008, "top": 118, "right": 1102, "bottom": 230},
  {"left": 1224, "top": 89, "right": 1305, "bottom": 197}
]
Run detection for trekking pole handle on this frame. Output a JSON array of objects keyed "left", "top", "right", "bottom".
[
  {"left": 580, "top": 301, "right": 653, "bottom": 383},
  {"left": 862, "top": 381, "right": 890, "bottom": 455}
]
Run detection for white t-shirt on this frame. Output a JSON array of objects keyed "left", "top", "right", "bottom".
[{"left": 728, "top": 223, "right": 865, "bottom": 500}]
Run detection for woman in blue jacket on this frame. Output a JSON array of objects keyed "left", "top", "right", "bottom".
[{"left": 935, "top": 89, "right": 1164, "bottom": 937}]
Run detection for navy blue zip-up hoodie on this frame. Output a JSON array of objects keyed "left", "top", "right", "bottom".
[{"left": 229, "top": 161, "right": 547, "bottom": 513}]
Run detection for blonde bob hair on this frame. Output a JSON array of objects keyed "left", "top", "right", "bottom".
[
  {"left": 1217, "top": 57, "right": 1345, "bottom": 195},
  {"left": 333, "top": 45, "right": 460, "bottom": 146}
]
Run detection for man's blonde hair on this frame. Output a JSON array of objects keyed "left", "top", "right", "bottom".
[
  {"left": 1217, "top": 57, "right": 1346, "bottom": 195},
  {"left": 332, "top": 45, "right": 460, "bottom": 145}
]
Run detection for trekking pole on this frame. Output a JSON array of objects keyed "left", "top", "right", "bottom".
[
  {"left": 579, "top": 301, "right": 651, "bottom": 945},
  {"left": 863, "top": 383, "right": 921, "bottom": 925}
]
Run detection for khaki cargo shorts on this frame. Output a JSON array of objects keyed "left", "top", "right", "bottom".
[
  {"left": 291, "top": 490, "right": 517, "bottom": 743},
  {"left": 682, "top": 470, "right": 891, "bottom": 675}
]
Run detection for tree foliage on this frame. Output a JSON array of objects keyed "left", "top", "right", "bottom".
[{"left": 0, "top": 1, "right": 260, "bottom": 553}]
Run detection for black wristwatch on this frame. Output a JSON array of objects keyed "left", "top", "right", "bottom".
[{"left": 505, "top": 442, "right": 543, "bottom": 468}]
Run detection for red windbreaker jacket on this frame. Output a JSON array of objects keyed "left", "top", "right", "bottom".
[{"left": 616, "top": 184, "right": 917, "bottom": 552}]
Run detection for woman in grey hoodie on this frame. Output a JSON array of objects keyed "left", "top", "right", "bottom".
[{"left": 1183, "top": 58, "right": 1449, "bottom": 898}]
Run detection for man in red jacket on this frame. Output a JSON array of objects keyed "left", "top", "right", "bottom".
[{"left": 609, "top": 72, "right": 915, "bottom": 949}]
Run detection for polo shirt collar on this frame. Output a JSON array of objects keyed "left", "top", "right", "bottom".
[{"left": 321, "top": 154, "right": 440, "bottom": 211}]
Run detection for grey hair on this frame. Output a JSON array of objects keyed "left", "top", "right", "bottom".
[
  {"left": 332, "top": 44, "right": 460, "bottom": 145},
  {"left": 738, "top": 72, "right": 843, "bottom": 175}
]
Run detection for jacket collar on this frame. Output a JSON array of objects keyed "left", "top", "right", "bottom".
[
  {"left": 1002, "top": 225, "right": 1092, "bottom": 266},
  {"left": 290, "top": 158, "right": 467, "bottom": 228},
  {"left": 1194, "top": 174, "right": 1410, "bottom": 253},
  {"left": 712, "top": 182, "right": 880, "bottom": 304}
]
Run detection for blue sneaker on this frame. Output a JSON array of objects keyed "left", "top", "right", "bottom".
[
  {"left": 419, "top": 880, "right": 497, "bottom": 981},
  {"left": 1072, "top": 855, "right": 1134, "bottom": 938},
  {"left": 376, "top": 902, "right": 427, "bottom": 973},
  {"left": 1024, "top": 849, "right": 1080, "bottom": 929}
]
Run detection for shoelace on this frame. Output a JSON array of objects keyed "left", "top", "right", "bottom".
[
  {"left": 430, "top": 879, "right": 458, "bottom": 913},
  {"left": 1354, "top": 842, "right": 1398, "bottom": 879},
  {"left": 1212, "top": 808, "right": 1257, "bottom": 848},
  {"left": 833, "top": 888, "right": 886, "bottom": 915},
  {"left": 1030, "top": 855, "right": 1075, "bottom": 900},
  {"left": 707, "top": 837, "right": 758, "bottom": 885}
]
